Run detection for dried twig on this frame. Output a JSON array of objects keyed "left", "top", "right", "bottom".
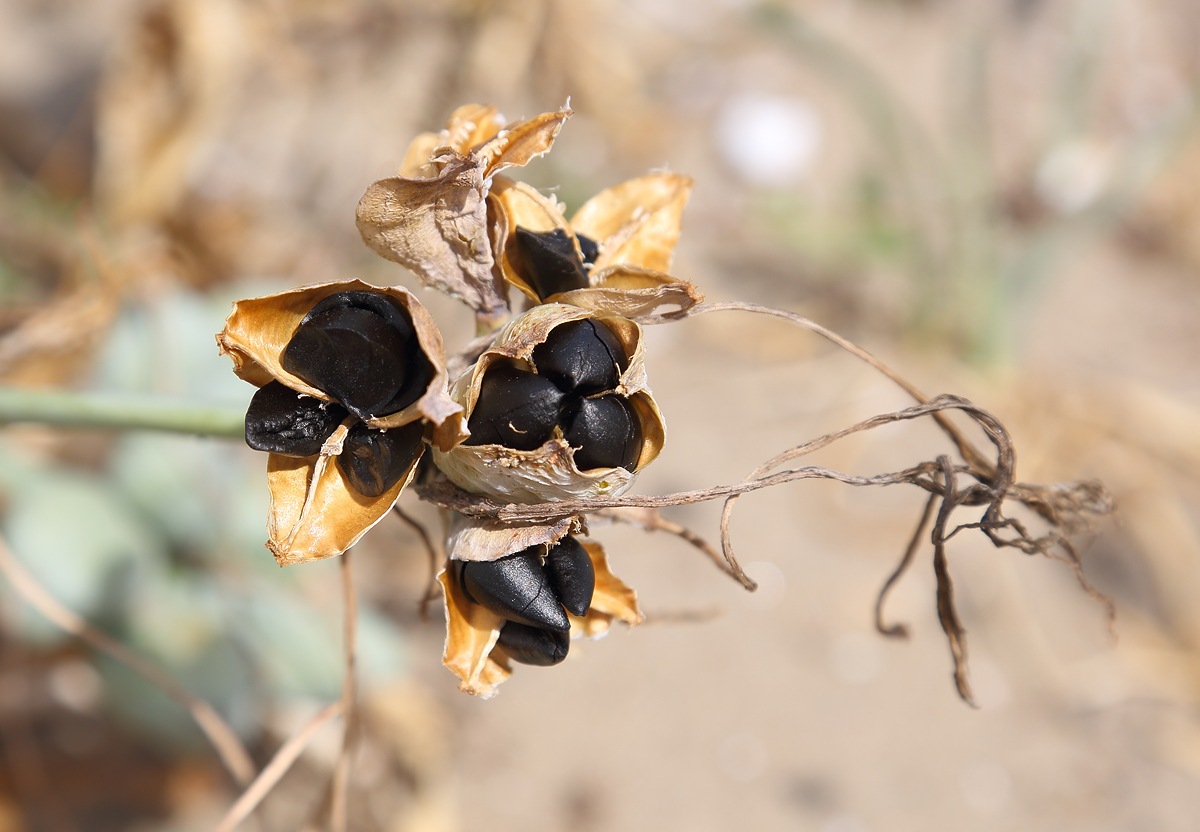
[
  {"left": 0, "top": 533, "right": 256, "bottom": 787},
  {"left": 592, "top": 507, "right": 739, "bottom": 584},
  {"left": 875, "top": 492, "right": 939, "bottom": 638},
  {"left": 214, "top": 701, "right": 344, "bottom": 832},
  {"left": 392, "top": 504, "right": 443, "bottom": 621}
]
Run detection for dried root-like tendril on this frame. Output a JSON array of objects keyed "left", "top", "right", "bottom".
[{"left": 424, "top": 299, "right": 1116, "bottom": 705}]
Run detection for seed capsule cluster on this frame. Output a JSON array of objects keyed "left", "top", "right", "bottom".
[
  {"left": 458, "top": 535, "right": 596, "bottom": 665},
  {"left": 465, "top": 317, "right": 642, "bottom": 472},
  {"left": 243, "top": 291, "right": 431, "bottom": 497}
]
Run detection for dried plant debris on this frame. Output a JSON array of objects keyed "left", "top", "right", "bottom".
[{"left": 218, "top": 102, "right": 1113, "bottom": 700}]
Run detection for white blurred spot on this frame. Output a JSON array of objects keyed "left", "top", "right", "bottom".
[
  {"left": 821, "top": 814, "right": 872, "bottom": 832},
  {"left": 719, "top": 732, "right": 769, "bottom": 782},
  {"left": 830, "top": 632, "right": 884, "bottom": 686},
  {"left": 1035, "top": 142, "right": 1110, "bottom": 214},
  {"left": 958, "top": 760, "right": 1012, "bottom": 814},
  {"left": 48, "top": 659, "right": 103, "bottom": 713},
  {"left": 716, "top": 93, "right": 822, "bottom": 186},
  {"left": 742, "top": 561, "right": 786, "bottom": 611}
]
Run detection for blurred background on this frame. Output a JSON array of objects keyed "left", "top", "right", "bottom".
[{"left": 1, "top": 0, "right": 1199, "bottom": 829}]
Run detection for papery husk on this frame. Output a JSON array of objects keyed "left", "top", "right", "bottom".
[
  {"left": 569, "top": 172, "right": 693, "bottom": 274},
  {"left": 439, "top": 540, "right": 641, "bottom": 697},
  {"left": 356, "top": 104, "right": 572, "bottom": 322},
  {"left": 486, "top": 174, "right": 702, "bottom": 316},
  {"left": 215, "top": 279, "right": 466, "bottom": 450},
  {"left": 264, "top": 424, "right": 421, "bottom": 565},
  {"left": 431, "top": 304, "right": 666, "bottom": 504},
  {"left": 445, "top": 513, "right": 583, "bottom": 563}
]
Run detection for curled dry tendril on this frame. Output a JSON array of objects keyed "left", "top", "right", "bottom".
[{"left": 416, "top": 302, "right": 1115, "bottom": 704}]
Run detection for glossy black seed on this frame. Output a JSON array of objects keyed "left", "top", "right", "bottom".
[
  {"left": 576, "top": 232, "right": 600, "bottom": 266},
  {"left": 281, "top": 291, "right": 426, "bottom": 421},
  {"left": 337, "top": 419, "right": 425, "bottom": 498},
  {"left": 460, "top": 548, "right": 570, "bottom": 633},
  {"left": 464, "top": 363, "right": 564, "bottom": 450},
  {"left": 245, "top": 381, "right": 348, "bottom": 457},
  {"left": 509, "top": 227, "right": 590, "bottom": 300},
  {"left": 496, "top": 622, "right": 570, "bottom": 666},
  {"left": 532, "top": 318, "right": 627, "bottom": 396},
  {"left": 544, "top": 536, "right": 595, "bottom": 617},
  {"left": 563, "top": 395, "right": 642, "bottom": 471}
]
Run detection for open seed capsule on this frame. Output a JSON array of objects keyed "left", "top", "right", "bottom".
[
  {"left": 245, "top": 381, "right": 348, "bottom": 457},
  {"left": 544, "top": 536, "right": 595, "bottom": 617},
  {"left": 531, "top": 318, "right": 627, "bottom": 396},
  {"left": 464, "top": 362, "right": 564, "bottom": 450},
  {"left": 337, "top": 419, "right": 425, "bottom": 498},
  {"left": 562, "top": 394, "right": 642, "bottom": 471},
  {"left": 281, "top": 291, "right": 431, "bottom": 421},
  {"left": 460, "top": 548, "right": 571, "bottom": 633},
  {"left": 508, "top": 227, "right": 590, "bottom": 300},
  {"left": 496, "top": 622, "right": 570, "bottom": 666}
]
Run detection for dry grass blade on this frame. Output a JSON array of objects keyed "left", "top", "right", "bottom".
[
  {"left": 930, "top": 456, "right": 976, "bottom": 706},
  {"left": 330, "top": 550, "right": 359, "bottom": 832},
  {"left": 875, "top": 492, "right": 939, "bottom": 639},
  {"left": 0, "top": 533, "right": 256, "bottom": 787},
  {"left": 214, "top": 700, "right": 344, "bottom": 832},
  {"left": 593, "top": 507, "right": 740, "bottom": 584}
]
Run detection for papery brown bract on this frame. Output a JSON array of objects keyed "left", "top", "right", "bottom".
[
  {"left": 217, "top": 280, "right": 466, "bottom": 565},
  {"left": 356, "top": 104, "right": 572, "bottom": 325}
]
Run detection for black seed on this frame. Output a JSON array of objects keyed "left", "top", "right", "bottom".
[
  {"left": 464, "top": 363, "right": 563, "bottom": 450},
  {"left": 337, "top": 420, "right": 425, "bottom": 498},
  {"left": 281, "top": 291, "right": 427, "bottom": 420},
  {"left": 545, "top": 536, "right": 595, "bottom": 617},
  {"left": 245, "top": 381, "right": 347, "bottom": 457},
  {"left": 460, "top": 548, "right": 570, "bottom": 633},
  {"left": 576, "top": 232, "right": 600, "bottom": 266},
  {"left": 496, "top": 622, "right": 570, "bottom": 666},
  {"left": 532, "top": 318, "right": 628, "bottom": 396},
  {"left": 508, "top": 227, "right": 590, "bottom": 300},
  {"left": 563, "top": 395, "right": 642, "bottom": 471}
]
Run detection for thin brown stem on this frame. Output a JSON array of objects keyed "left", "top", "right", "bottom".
[
  {"left": 875, "top": 492, "right": 939, "bottom": 638},
  {"left": 392, "top": 504, "right": 443, "bottom": 621},
  {"left": 214, "top": 701, "right": 344, "bottom": 832},
  {"left": 330, "top": 550, "right": 359, "bottom": 832},
  {"left": 0, "top": 534, "right": 255, "bottom": 787}
]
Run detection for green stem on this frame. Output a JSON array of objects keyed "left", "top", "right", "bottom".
[{"left": 0, "top": 386, "right": 246, "bottom": 438}]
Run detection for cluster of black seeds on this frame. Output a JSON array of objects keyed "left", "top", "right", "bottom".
[
  {"left": 457, "top": 536, "right": 596, "bottom": 665},
  {"left": 507, "top": 226, "right": 599, "bottom": 301},
  {"left": 244, "top": 291, "right": 432, "bottom": 497},
  {"left": 465, "top": 318, "right": 643, "bottom": 471}
]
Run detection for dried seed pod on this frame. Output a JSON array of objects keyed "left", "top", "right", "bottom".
[
  {"left": 531, "top": 317, "right": 627, "bottom": 396},
  {"left": 245, "top": 381, "right": 348, "bottom": 457},
  {"left": 281, "top": 290, "right": 431, "bottom": 421},
  {"left": 337, "top": 419, "right": 425, "bottom": 498},
  {"left": 439, "top": 538, "right": 642, "bottom": 697},
  {"left": 464, "top": 362, "right": 564, "bottom": 450},
  {"left": 217, "top": 280, "right": 465, "bottom": 565},
  {"left": 496, "top": 622, "right": 570, "bottom": 666},
  {"left": 460, "top": 548, "right": 571, "bottom": 633},
  {"left": 563, "top": 394, "right": 642, "bottom": 472},
  {"left": 509, "top": 227, "right": 590, "bottom": 300},
  {"left": 544, "top": 536, "right": 595, "bottom": 617},
  {"left": 433, "top": 303, "right": 666, "bottom": 504}
]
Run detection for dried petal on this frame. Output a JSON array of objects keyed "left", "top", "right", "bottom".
[
  {"left": 551, "top": 265, "right": 705, "bottom": 319},
  {"left": 569, "top": 173, "right": 693, "bottom": 273},
  {"left": 264, "top": 424, "right": 417, "bottom": 565},
  {"left": 439, "top": 569, "right": 510, "bottom": 698},
  {"left": 445, "top": 513, "right": 581, "bottom": 564}
]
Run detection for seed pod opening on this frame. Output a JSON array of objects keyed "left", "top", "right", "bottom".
[
  {"left": 432, "top": 303, "right": 666, "bottom": 504},
  {"left": 245, "top": 381, "right": 348, "bottom": 457},
  {"left": 509, "top": 227, "right": 590, "bottom": 301}
]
